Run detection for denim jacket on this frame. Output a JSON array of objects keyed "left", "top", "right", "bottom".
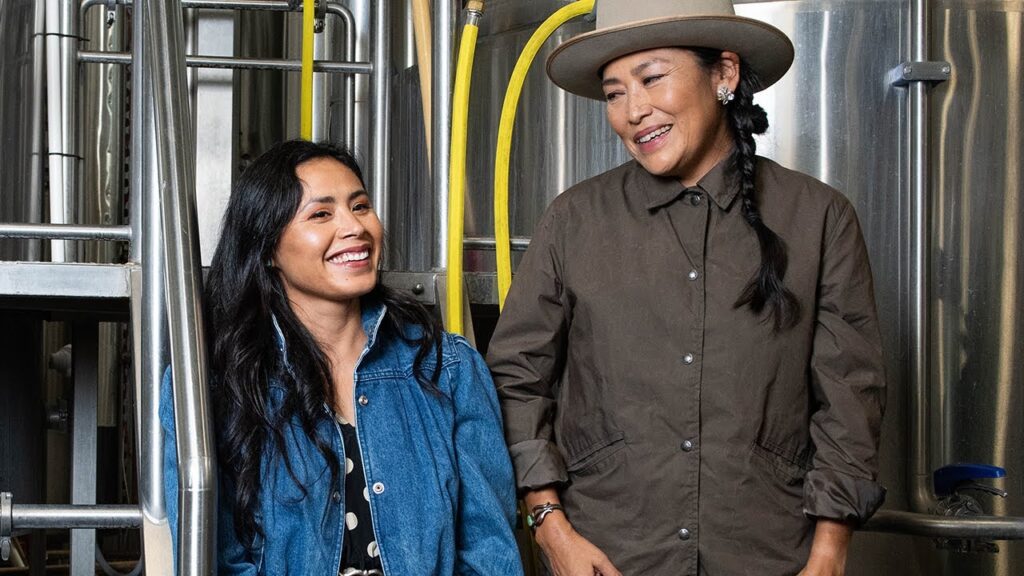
[{"left": 162, "top": 301, "right": 524, "bottom": 575}]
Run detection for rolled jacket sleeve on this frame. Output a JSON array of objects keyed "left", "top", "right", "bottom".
[
  {"left": 487, "top": 197, "right": 571, "bottom": 492},
  {"left": 804, "top": 200, "right": 887, "bottom": 523}
]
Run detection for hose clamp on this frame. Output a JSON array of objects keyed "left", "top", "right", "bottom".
[{"left": 1, "top": 492, "right": 12, "bottom": 561}]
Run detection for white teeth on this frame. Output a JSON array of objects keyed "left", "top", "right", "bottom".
[
  {"left": 638, "top": 125, "right": 671, "bottom": 144},
  {"left": 330, "top": 250, "right": 369, "bottom": 263}
]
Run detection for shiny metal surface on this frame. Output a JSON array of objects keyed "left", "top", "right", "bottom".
[
  {"left": 142, "top": 0, "right": 217, "bottom": 572},
  {"left": 131, "top": 4, "right": 174, "bottom": 572},
  {"left": 462, "top": 0, "right": 623, "bottom": 275},
  {"left": 0, "top": 0, "right": 44, "bottom": 261},
  {"left": 11, "top": 503, "right": 142, "bottom": 529},
  {"left": 866, "top": 510, "right": 1024, "bottom": 540},
  {"left": 930, "top": 2, "right": 1024, "bottom": 574},
  {"left": 0, "top": 262, "right": 132, "bottom": 299},
  {"left": 431, "top": 0, "right": 454, "bottom": 270},
  {"left": 370, "top": 0, "right": 390, "bottom": 228},
  {"left": 79, "top": 50, "right": 373, "bottom": 73},
  {"left": 81, "top": 2, "right": 126, "bottom": 266},
  {"left": 0, "top": 224, "right": 131, "bottom": 241}
]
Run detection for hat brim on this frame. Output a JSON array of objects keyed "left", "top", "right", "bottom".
[{"left": 546, "top": 15, "right": 794, "bottom": 100}]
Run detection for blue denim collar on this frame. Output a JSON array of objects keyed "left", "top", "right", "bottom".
[{"left": 269, "top": 299, "right": 388, "bottom": 372}]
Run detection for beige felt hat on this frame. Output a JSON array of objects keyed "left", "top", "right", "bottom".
[{"left": 547, "top": 0, "right": 794, "bottom": 100}]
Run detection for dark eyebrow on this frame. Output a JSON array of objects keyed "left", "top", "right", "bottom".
[
  {"left": 601, "top": 57, "right": 671, "bottom": 87},
  {"left": 348, "top": 189, "right": 370, "bottom": 202},
  {"left": 300, "top": 195, "right": 337, "bottom": 210}
]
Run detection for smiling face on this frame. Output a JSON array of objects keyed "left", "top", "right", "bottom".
[
  {"left": 272, "top": 157, "right": 383, "bottom": 315},
  {"left": 602, "top": 47, "right": 739, "bottom": 186}
]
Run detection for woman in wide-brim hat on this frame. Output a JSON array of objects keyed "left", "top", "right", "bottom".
[{"left": 487, "top": 1, "right": 887, "bottom": 575}]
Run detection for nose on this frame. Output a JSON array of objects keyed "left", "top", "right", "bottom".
[
  {"left": 335, "top": 208, "right": 367, "bottom": 239},
  {"left": 626, "top": 88, "right": 652, "bottom": 125}
]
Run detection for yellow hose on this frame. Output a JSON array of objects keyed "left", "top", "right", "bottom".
[
  {"left": 494, "top": 0, "right": 594, "bottom": 309},
  {"left": 411, "top": 0, "right": 433, "bottom": 162},
  {"left": 446, "top": 2, "right": 483, "bottom": 335},
  {"left": 300, "top": 0, "right": 315, "bottom": 140}
]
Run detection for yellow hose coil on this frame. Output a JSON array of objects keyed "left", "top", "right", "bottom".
[
  {"left": 300, "top": 0, "right": 315, "bottom": 140},
  {"left": 445, "top": 8, "right": 482, "bottom": 335},
  {"left": 494, "top": 0, "right": 594, "bottom": 309}
]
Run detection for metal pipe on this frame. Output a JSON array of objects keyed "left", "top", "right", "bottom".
[
  {"left": 0, "top": 224, "right": 131, "bottom": 241},
  {"left": 27, "top": 0, "right": 46, "bottom": 261},
  {"left": 131, "top": 3, "right": 173, "bottom": 571},
  {"left": 431, "top": 0, "right": 454, "bottom": 270},
  {"left": 141, "top": 0, "right": 217, "bottom": 573},
  {"left": 12, "top": 505, "right": 142, "bottom": 530},
  {"left": 370, "top": 0, "right": 390, "bottom": 227},
  {"left": 463, "top": 236, "right": 530, "bottom": 252},
  {"left": 326, "top": 3, "right": 356, "bottom": 150},
  {"left": 864, "top": 510, "right": 1024, "bottom": 540},
  {"left": 908, "top": 0, "right": 937, "bottom": 515},
  {"left": 78, "top": 50, "right": 372, "bottom": 74}
]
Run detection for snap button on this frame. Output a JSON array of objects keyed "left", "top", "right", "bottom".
[
  {"left": 358, "top": 395, "right": 369, "bottom": 406},
  {"left": 332, "top": 490, "right": 342, "bottom": 502},
  {"left": 678, "top": 527, "right": 691, "bottom": 540},
  {"left": 683, "top": 353, "right": 694, "bottom": 365},
  {"left": 372, "top": 482, "right": 385, "bottom": 495},
  {"left": 689, "top": 193, "right": 703, "bottom": 206},
  {"left": 688, "top": 270, "right": 699, "bottom": 281},
  {"left": 680, "top": 440, "right": 694, "bottom": 452}
]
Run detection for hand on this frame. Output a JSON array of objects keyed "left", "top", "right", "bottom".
[
  {"left": 797, "top": 519, "right": 853, "bottom": 576},
  {"left": 534, "top": 513, "right": 622, "bottom": 576}
]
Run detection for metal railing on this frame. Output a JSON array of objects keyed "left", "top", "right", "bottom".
[{"left": 1, "top": 1, "right": 391, "bottom": 575}]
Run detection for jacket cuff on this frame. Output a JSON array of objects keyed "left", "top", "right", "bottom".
[
  {"left": 508, "top": 439, "right": 568, "bottom": 493},
  {"left": 803, "top": 468, "right": 886, "bottom": 524}
]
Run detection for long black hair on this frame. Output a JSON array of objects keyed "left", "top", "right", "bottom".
[
  {"left": 690, "top": 47, "right": 801, "bottom": 331},
  {"left": 205, "top": 139, "right": 443, "bottom": 546}
]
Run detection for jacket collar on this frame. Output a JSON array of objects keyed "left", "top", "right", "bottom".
[
  {"left": 270, "top": 299, "right": 388, "bottom": 371},
  {"left": 636, "top": 154, "right": 740, "bottom": 212}
]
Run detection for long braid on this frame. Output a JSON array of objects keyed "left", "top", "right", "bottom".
[{"left": 692, "top": 48, "right": 801, "bottom": 330}]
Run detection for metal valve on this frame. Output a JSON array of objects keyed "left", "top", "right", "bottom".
[{"left": 932, "top": 464, "right": 1008, "bottom": 553}]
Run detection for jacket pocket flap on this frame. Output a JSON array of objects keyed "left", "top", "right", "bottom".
[{"left": 565, "top": 431, "right": 625, "bottom": 473}]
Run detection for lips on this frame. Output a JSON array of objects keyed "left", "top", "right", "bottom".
[
  {"left": 326, "top": 245, "right": 372, "bottom": 265},
  {"left": 635, "top": 124, "right": 672, "bottom": 144}
]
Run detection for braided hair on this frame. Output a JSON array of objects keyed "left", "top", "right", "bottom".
[{"left": 690, "top": 47, "right": 800, "bottom": 331}]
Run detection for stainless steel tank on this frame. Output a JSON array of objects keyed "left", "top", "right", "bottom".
[{"left": 0, "top": 0, "right": 44, "bottom": 261}]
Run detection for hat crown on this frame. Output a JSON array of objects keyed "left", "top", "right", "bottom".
[{"left": 596, "top": 0, "right": 737, "bottom": 28}]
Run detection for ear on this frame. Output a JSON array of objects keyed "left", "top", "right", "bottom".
[{"left": 716, "top": 51, "right": 741, "bottom": 93}]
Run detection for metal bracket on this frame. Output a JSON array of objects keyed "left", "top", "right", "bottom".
[
  {"left": 1, "top": 492, "right": 12, "bottom": 561},
  {"left": 889, "top": 61, "right": 951, "bottom": 87},
  {"left": 314, "top": 0, "right": 327, "bottom": 33}
]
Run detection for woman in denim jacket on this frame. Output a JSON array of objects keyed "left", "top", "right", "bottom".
[{"left": 162, "top": 140, "right": 523, "bottom": 575}]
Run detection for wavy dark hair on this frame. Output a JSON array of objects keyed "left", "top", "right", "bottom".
[
  {"left": 689, "top": 47, "right": 801, "bottom": 331},
  {"left": 205, "top": 139, "right": 443, "bottom": 546}
]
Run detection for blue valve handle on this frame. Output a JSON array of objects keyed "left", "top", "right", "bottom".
[{"left": 933, "top": 463, "right": 1006, "bottom": 498}]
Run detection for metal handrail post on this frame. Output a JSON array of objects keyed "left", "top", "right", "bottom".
[
  {"left": 130, "top": 1, "right": 174, "bottom": 573},
  {"left": 907, "top": 0, "right": 938, "bottom": 515},
  {"left": 325, "top": 3, "right": 356, "bottom": 150},
  {"left": 141, "top": 0, "right": 217, "bottom": 573},
  {"left": 28, "top": 0, "right": 46, "bottom": 261},
  {"left": 431, "top": 0, "right": 454, "bottom": 272},
  {"left": 370, "top": 0, "right": 390, "bottom": 227}
]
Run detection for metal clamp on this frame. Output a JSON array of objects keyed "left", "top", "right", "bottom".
[
  {"left": 1, "top": 492, "right": 12, "bottom": 561},
  {"left": 889, "top": 61, "right": 951, "bottom": 87},
  {"left": 313, "top": 0, "right": 326, "bottom": 33}
]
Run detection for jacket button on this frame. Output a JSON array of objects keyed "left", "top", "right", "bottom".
[
  {"left": 678, "top": 527, "right": 691, "bottom": 540},
  {"left": 372, "top": 482, "right": 385, "bottom": 495},
  {"left": 680, "top": 440, "right": 694, "bottom": 452},
  {"left": 688, "top": 270, "right": 699, "bottom": 281},
  {"left": 689, "top": 193, "right": 703, "bottom": 206},
  {"left": 683, "top": 353, "right": 694, "bottom": 365},
  {"left": 358, "top": 395, "right": 369, "bottom": 406},
  {"left": 332, "top": 490, "right": 342, "bottom": 502}
]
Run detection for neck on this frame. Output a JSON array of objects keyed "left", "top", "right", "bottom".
[{"left": 290, "top": 297, "right": 368, "bottom": 365}]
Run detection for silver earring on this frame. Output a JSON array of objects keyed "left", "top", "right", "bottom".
[{"left": 716, "top": 85, "right": 735, "bottom": 105}]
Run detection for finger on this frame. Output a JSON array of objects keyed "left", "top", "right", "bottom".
[{"left": 594, "top": 557, "right": 623, "bottom": 576}]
